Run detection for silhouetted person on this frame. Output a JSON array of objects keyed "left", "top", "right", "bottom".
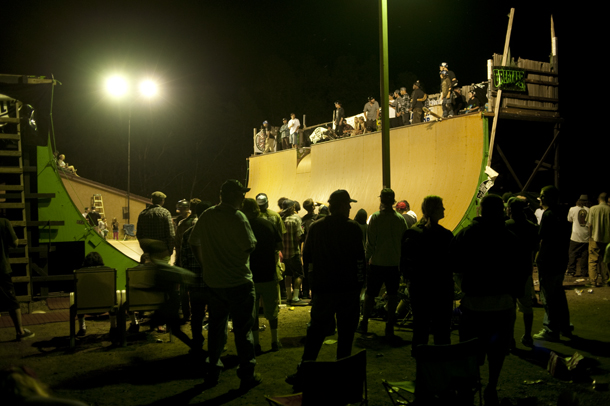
[
  {"left": 360, "top": 188, "right": 408, "bottom": 341},
  {"left": 505, "top": 197, "right": 539, "bottom": 348},
  {"left": 586, "top": 192, "right": 610, "bottom": 287},
  {"left": 285, "top": 190, "right": 365, "bottom": 391},
  {"left": 189, "top": 180, "right": 261, "bottom": 390},
  {"left": 401, "top": 196, "right": 453, "bottom": 356},
  {"left": 567, "top": 195, "right": 589, "bottom": 277},
  {"left": 242, "top": 198, "right": 283, "bottom": 354},
  {"left": 452, "top": 194, "right": 520, "bottom": 405},
  {"left": 533, "top": 185, "right": 572, "bottom": 341},
  {"left": 0, "top": 218, "right": 35, "bottom": 341}
]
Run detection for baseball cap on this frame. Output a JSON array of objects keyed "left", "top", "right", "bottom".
[
  {"left": 379, "top": 188, "right": 395, "bottom": 202},
  {"left": 395, "top": 201, "right": 407, "bottom": 210},
  {"left": 579, "top": 194, "right": 589, "bottom": 201},
  {"left": 151, "top": 191, "right": 167, "bottom": 199},
  {"left": 221, "top": 179, "right": 250, "bottom": 194},
  {"left": 328, "top": 190, "right": 357, "bottom": 204},
  {"left": 256, "top": 193, "right": 268, "bottom": 205}
]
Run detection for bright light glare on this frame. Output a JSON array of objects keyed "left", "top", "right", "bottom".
[
  {"left": 106, "top": 76, "right": 128, "bottom": 97},
  {"left": 139, "top": 80, "right": 158, "bottom": 98}
]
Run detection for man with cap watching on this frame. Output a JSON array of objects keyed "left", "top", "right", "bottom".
[
  {"left": 174, "top": 198, "right": 201, "bottom": 322},
  {"left": 363, "top": 96, "right": 380, "bottom": 132},
  {"left": 359, "top": 188, "right": 408, "bottom": 340},
  {"left": 280, "top": 199, "right": 304, "bottom": 304},
  {"left": 396, "top": 200, "right": 417, "bottom": 228},
  {"left": 136, "top": 191, "right": 175, "bottom": 263},
  {"left": 279, "top": 118, "right": 290, "bottom": 150},
  {"left": 286, "top": 190, "right": 365, "bottom": 391},
  {"left": 256, "top": 193, "right": 286, "bottom": 236},
  {"left": 567, "top": 195, "right": 590, "bottom": 277},
  {"left": 188, "top": 179, "right": 261, "bottom": 390},
  {"left": 410, "top": 81, "right": 427, "bottom": 123},
  {"left": 262, "top": 120, "right": 275, "bottom": 153}
]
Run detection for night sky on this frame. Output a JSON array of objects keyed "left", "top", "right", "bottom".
[{"left": 1, "top": 1, "right": 593, "bottom": 208}]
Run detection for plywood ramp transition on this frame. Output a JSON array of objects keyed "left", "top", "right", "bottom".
[{"left": 247, "top": 114, "right": 489, "bottom": 233}]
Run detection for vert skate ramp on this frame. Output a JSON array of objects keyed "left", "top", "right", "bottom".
[
  {"left": 37, "top": 144, "right": 139, "bottom": 289},
  {"left": 246, "top": 113, "right": 489, "bottom": 233}
]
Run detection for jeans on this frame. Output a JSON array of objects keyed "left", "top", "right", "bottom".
[
  {"left": 206, "top": 282, "right": 256, "bottom": 380},
  {"left": 538, "top": 271, "right": 571, "bottom": 334},
  {"left": 567, "top": 240, "right": 588, "bottom": 275},
  {"left": 302, "top": 290, "right": 360, "bottom": 363},
  {"left": 189, "top": 287, "right": 207, "bottom": 350},
  {"left": 588, "top": 239, "right": 610, "bottom": 283}
]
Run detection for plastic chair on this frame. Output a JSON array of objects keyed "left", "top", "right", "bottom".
[
  {"left": 122, "top": 224, "right": 136, "bottom": 240},
  {"left": 69, "top": 267, "right": 121, "bottom": 348},
  {"left": 266, "top": 350, "right": 368, "bottom": 406},
  {"left": 121, "top": 266, "right": 172, "bottom": 346},
  {"left": 382, "top": 338, "right": 481, "bottom": 406}
]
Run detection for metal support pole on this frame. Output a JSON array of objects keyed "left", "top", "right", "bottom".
[
  {"left": 379, "top": 0, "right": 391, "bottom": 188},
  {"left": 127, "top": 107, "right": 131, "bottom": 224}
]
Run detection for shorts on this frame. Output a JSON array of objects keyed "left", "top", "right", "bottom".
[
  {"left": 366, "top": 265, "right": 400, "bottom": 296},
  {"left": 283, "top": 255, "right": 304, "bottom": 278},
  {"left": 0, "top": 273, "right": 20, "bottom": 310},
  {"left": 254, "top": 280, "right": 280, "bottom": 320}
]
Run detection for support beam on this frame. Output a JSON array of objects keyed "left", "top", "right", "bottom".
[
  {"left": 487, "top": 8, "right": 515, "bottom": 168},
  {"left": 496, "top": 144, "right": 523, "bottom": 190},
  {"left": 521, "top": 127, "right": 560, "bottom": 192}
]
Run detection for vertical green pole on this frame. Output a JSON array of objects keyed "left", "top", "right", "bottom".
[{"left": 379, "top": 0, "right": 391, "bottom": 188}]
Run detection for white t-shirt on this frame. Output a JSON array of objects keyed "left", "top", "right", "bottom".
[
  {"left": 288, "top": 118, "right": 300, "bottom": 135},
  {"left": 568, "top": 205, "right": 589, "bottom": 243}
]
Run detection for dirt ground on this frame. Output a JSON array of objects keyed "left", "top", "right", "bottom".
[{"left": 1, "top": 281, "right": 610, "bottom": 406}]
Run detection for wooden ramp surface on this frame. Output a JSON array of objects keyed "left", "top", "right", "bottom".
[{"left": 247, "top": 114, "right": 488, "bottom": 232}]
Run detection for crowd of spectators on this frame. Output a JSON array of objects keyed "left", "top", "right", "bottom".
[
  {"left": 4, "top": 175, "right": 608, "bottom": 403},
  {"left": 259, "top": 62, "right": 486, "bottom": 151}
]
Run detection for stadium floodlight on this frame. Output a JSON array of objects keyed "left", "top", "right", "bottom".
[
  {"left": 139, "top": 80, "right": 158, "bottom": 98},
  {"left": 106, "top": 76, "right": 128, "bottom": 97}
]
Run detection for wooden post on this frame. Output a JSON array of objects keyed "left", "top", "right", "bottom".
[{"left": 487, "top": 8, "right": 515, "bottom": 168}]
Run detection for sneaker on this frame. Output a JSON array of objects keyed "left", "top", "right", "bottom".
[
  {"left": 76, "top": 327, "right": 87, "bottom": 337},
  {"left": 239, "top": 372, "right": 262, "bottom": 392},
  {"left": 291, "top": 298, "right": 303, "bottom": 304},
  {"left": 254, "top": 344, "right": 262, "bottom": 356},
  {"left": 285, "top": 372, "right": 301, "bottom": 386},
  {"left": 271, "top": 341, "right": 282, "bottom": 352},
  {"left": 356, "top": 321, "right": 368, "bottom": 334},
  {"left": 16, "top": 329, "right": 35, "bottom": 342},
  {"left": 533, "top": 329, "right": 560, "bottom": 341},
  {"left": 520, "top": 335, "right": 534, "bottom": 348},
  {"left": 128, "top": 323, "right": 140, "bottom": 334}
]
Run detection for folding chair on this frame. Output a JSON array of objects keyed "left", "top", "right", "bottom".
[
  {"left": 266, "top": 350, "right": 368, "bottom": 406},
  {"left": 383, "top": 338, "right": 482, "bottom": 406},
  {"left": 69, "top": 267, "right": 121, "bottom": 348},
  {"left": 122, "top": 266, "right": 172, "bottom": 346},
  {"left": 122, "top": 224, "right": 136, "bottom": 240}
]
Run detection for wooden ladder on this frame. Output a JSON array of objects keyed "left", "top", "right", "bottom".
[
  {"left": 92, "top": 194, "right": 105, "bottom": 219},
  {"left": 0, "top": 100, "right": 32, "bottom": 306}
]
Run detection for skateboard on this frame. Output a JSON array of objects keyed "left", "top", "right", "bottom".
[{"left": 423, "top": 106, "right": 442, "bottom": 121}]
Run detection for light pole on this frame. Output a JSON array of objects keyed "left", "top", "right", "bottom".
[{"left": 106, "top": 77, "right": 158, "bottom": 224}]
